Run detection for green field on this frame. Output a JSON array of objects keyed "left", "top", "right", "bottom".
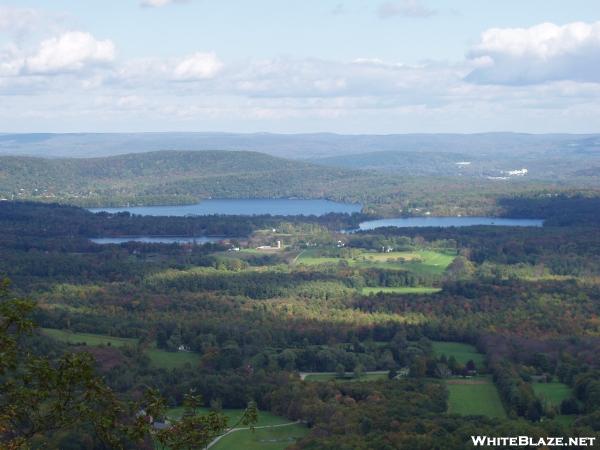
[
  {"left": 145, "top": 348, "right": 200, "bottom": 369},
  {"left": 361, "top": 287, "right": 441, "bottom": 295},
  {"left": 42, "top": 328, "right": 137, "bottom": 347},
  {"left": 432, "top": 341, "right": 485, "bottom": 370},
  {"left": 552, "top": 415, "right": 577, "bottom": 426},
  {"left": 166, "top": 407, "right": 289, "bottom": 427},
  {"left": 446, "top": 377, "right": 506, "bottom": 418},
  {"left": 212, "top": 423, "right": 308, "bottom": 450},
  {"left": 43, "top": 328, "right": 200, "bottom": 369},
  {"left": 358, "top": 250, "right": 456, "bottom": 276},
  {"left": 164, "top": 408, "right": 307, "bottom": 450},
  {"left": 295, "top": 249, "right": 455, "bottom": 276},
  {"left": 295, "top": 256, "right": 340, "bottom": 265},
  {"left": 532, "top": 382, "right": 572, "bottom": 407},
  {"left": 240, "top": 248, "right": 278, "bottom": 255},
  {"left": 303, "top": 371, "right": 388, "bottom": 382}
]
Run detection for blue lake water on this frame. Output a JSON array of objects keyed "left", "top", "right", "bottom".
[
  {"left": 91, "top": 236, "right": 224, "bottom": 245},
  {"left": 90, "top": 199, "right": 362, "bottom": 217},
  {"left": 358, "top": 217, "right": 544, "bottom": 230}
]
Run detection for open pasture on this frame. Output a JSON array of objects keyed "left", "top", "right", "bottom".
[
  {"left": 43, "top": 328, "right": 200, "bottom": 369},
  {"left": 295, "top": 248, "right": 455, "bottom": 275},
  {"left": 145, "top": 347, "right": 201, "bottom": 369},
  {"left": 42, "top": 328, "right": 137, "bottom": 347},
  {"left": 211, "top": 423, "right": 309, "bottom": 450},
  {"left": 446, "top": 377, "right": 506, "bottom": 418},
  {"left": 532, "top": 382, "right": 572, "bottom": 407}
]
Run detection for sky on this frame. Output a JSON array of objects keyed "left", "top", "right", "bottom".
[{"left": 1, "top": 0, "right": 599, "bottom": 133}]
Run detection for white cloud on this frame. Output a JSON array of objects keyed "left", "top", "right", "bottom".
[
  {"left": 466, "top": 21, "right": 600, "bottom": 85},
  {"left": 0, "top": 6, "right": 70, "bottom": 43},
  {"left": 227, "top": 57, "right": 455, "bottom": 100},
  {"left": 0, "top": 6, "right": 44, "bottom": 34},
  {"left": 24, "top": 31, "right": 115, "bottom": 74},
  {"left": 378, "top": 1, "right": 436, "bottom": 19},
  {"left": 140, "top": 0, "right": 190, "bottom": 7},
  {"left": 1, "top": 20, "right": 600, "bottom": 133},
  {"left": 172, "top": 52, "right": 223, "bottom": 81},
  {"left": 0, "top": 44, "right": 23, "bottom": 77}
]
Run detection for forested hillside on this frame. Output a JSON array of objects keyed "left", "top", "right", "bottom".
[
  {"left": 0, "top": 151, "right": 356, "bottom": 207},
  {"left": 2, "top": 150, "right": 599, "bottom": 217}
]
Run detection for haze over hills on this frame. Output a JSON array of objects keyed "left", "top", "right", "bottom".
[
  {"left": 1, "top": 132, "right": 599, "bottom": 161},
  {"left": 1, "top": 132, "right": 599, "bottom": 182},
  {"left": 1, "top": 132, "right": 600, "bottom": 184},
  {"left": 312, "top": 151, "right": 475, "bottom": 176}
]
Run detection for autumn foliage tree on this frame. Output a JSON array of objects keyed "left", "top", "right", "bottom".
[{"left": 0, "top": 279, "right": 256, "bottom": 449}]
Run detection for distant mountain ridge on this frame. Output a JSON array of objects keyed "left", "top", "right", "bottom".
[
  {"left": 311, "top": 150, "right": 474, "bottom": 175},
  {"left": 1, "top": 132, "right": 599, "bottom": 160}
]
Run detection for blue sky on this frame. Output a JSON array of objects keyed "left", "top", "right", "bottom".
[{"left": 1, "top": 1, "right": 599, "bottom": 133}]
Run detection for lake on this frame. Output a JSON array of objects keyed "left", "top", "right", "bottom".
[
  {"left": 358, "top": 217, "right": 544, "bottom": 230},
  {"left": 90, "top": 199, "right": 362, "bottom": 216},
  {"left": 91, "top": 236, "right": 224, "bottom": 245}
]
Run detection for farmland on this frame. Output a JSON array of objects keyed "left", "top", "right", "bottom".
[
  {"left": 42, "top": 328, "right": 137, "bottom": 347},
  {"left": 165, "top": 407, "right": 308, "bottom": 450},
  {"left": 446, "top": 377, "right": 506, "bottom": 418},
  {"left": 532, "top": 382, "right": 572, "bottom": 408},
  {"left": 4, "top": 197, "right": 600, "bottom": 449},
  {"left": 295, "top": 249, "right": 456, "bottom": 276},
  {"left": 211, "top": 423, "right": 309, "bottom": 450},
  {"left": 144, "top": 347, "right": 201, "bottom": 369},
  {"left": 295, "top": 248, "right": 455, "bottom": 294},
  {"left": 42, "top": 328, "right": 201, "bottom": 369}
]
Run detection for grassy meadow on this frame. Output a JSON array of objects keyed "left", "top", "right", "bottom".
[
  {"left": 41, "top": 328, "right": 137, "bottom": 347},
  {"left": 164, "top": 407, "right": 307, "bottom": 450},
  {"left": 145, "top": 347, "right": 200, "bottom": 369},
  {"left": 295, "top": 249, "right": 455, "bottom": 276},
  {"left": 42, "top": 328, "right": 200, "bottom": 369},
  {"left": 532, "top": 382, "right": 572, "bottom": 407},
  {"left": 446, "top": 377, "right": 506, "bottom": 418},
  {"left": 295, "top": 248, "right": 454, "bottom": 295},
  {"left": 211, "top": 423, "right": 309, "bottom": 450}
]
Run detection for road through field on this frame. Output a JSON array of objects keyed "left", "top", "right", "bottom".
[
  {"left": 206, "top": 421, "right": 301, "bottom": 449},
  {"left": 292, "top": 249, "right": 307, "bottom": 264}
]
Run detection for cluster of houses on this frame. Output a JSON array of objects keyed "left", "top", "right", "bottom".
[{"left": 505, "top": 168, "right": 528, "bottom": 176}]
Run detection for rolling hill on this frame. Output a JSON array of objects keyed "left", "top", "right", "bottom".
[
  {"left": 1, "top": 149, "right": 597, "bottom": 216},
  {"left": 1, "top": 132, "right": 599, "bottom": 161},
  {"left": 311, "top": 150, "right": 474, "bottom": 175},
  {"left": 2, "top": 132, "right": 599, "bottom": 183},
  {"left": 0, "top": 150, "right": 359, "bottom": 207}
]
